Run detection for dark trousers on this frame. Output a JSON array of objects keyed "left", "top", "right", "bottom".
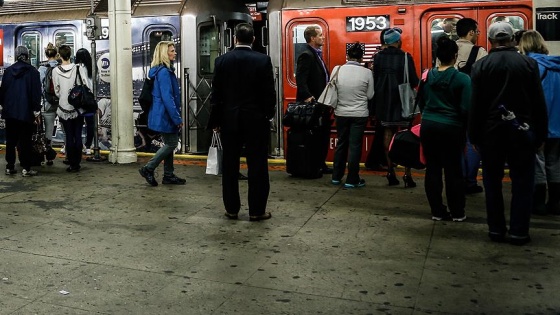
[
  {"left": 319, "top": 123, "right": 331, "bottom": 169},
  {"left": 5, "top": 118, "right": 34, "bottom": 171},
  {"left": 60, "top": 116, "right": 83, "bottom": 168},
  {"left": 365, "top": 120, "right": 387, "bottom": 169},
  {"left": 420, "top": 120, "right": 466, "bottom": 217},
  {"left": 84, "top": 114, "right": 95, "bottom": 148},
  {"left": 221, "top": 118, "right": 270, "bottom": 216},
  {"left": 479, "top": 127, "right": 536, "bottom": 238},
  {"left": 333, "top": 116, "right": 367, "bottom": 184}
]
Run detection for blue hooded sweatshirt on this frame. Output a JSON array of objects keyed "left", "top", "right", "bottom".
[{"left": 527, "top": 52, "right": 560, "bottom": 138}]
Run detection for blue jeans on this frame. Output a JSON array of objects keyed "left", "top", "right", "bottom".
[
  {"left": 145, "top": 132, "right": 178, "bottom": 177},
  {"left": 333, "top": 116, "right": 367, "bottom": 184},
  {"left": 463, "top": 136, "right": 481, "bottom": 188}
]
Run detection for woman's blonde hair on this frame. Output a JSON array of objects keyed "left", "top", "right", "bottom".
[
  {"left": 151, "top": 41, "right": 175, "bottom": 68},
  {"left": 519, "top": 30, "right": 549, "bottom": 55}
]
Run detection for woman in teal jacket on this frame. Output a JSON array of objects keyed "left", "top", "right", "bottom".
[
  {"left": 139, "top": 41, "right": 185, "bottom": 186},
  {"left": 519, "top": 30, "right": 560, "bottom": 215},
  {"left": 419, "top": 36, "right": 472, "bottom": 222}
]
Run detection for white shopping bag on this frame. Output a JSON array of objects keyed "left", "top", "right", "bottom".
[{"left": 206, "top": 131, "right": 223, "bottom": 175}]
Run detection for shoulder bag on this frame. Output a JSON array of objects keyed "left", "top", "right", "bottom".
[
  {"left": 318, "top": 65, "right": 341, "bottom": 108},
  {"left": 399, "top": 54, "right": 418, "bottom": 119},
  {"left": 68, "top": 65, "right": 98, "bottom": 113}
]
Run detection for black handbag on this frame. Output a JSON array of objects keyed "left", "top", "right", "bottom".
[
  {"left": 388, "top": 128, "right": 425, "bottom": 169},
  {"left": 68, "top": 65, "right": 98, "bottom": 113},
  {"left": 282, "top": 101, "right": 326, "bottom": 129}
]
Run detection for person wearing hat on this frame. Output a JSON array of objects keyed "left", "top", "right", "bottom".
[
  {"left": 372, "top": 27, "right": 419, "bottom": 188},
  {"left": 469, "top": 21, "right": 548, "bottom": 245},
  {"left": 0, "top": 46, "right": 42, "bottom": 176}
]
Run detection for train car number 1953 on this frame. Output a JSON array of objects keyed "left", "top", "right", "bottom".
[{"left": 346, "top": 15, "right": 390, "bottom": 32}]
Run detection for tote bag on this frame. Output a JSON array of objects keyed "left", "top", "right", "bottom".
[
  {"left": 318, "top": 66, "right": 341, "bottom": 108},
  {"left": 206, "top": 131, "right": 223, "bottom": 175},
  {"left": 399, "top": 54, "right": 418, "bottom": 119}
]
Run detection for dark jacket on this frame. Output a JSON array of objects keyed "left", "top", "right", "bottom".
[
  {"left": 373, "top": 46, "right": 419, "bottom": 122},
  {"left": 209, "top": 46, "right": 276, "bottom": 132},
  {"left": 468, "top": 46, "right": 548, "bottom": 146},
  {"left": 420, "top": 67, "right": 471, "bottom": 128},
  {"left": 296, "top": 44, "right": 328, "bottom": 101},
  {"left": 0, "top": 60, "right": 42, "bottom": 123},
  {"left": 147, "top": 64, "right": 182, "bottom": 133}
]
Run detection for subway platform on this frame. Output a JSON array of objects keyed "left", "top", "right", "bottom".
[{"left": 0, "top": 152, "right": 559, "bottom": 315}]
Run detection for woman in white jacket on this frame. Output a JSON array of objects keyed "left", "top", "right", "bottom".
[
  {"left": 52, "top": 45, "right": 91, "bottom": 172},
  {"left": 331, "top": 43, "right": 374, "bottom": 188}
]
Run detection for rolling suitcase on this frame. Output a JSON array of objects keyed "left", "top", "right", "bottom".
[{"left": 286, "top": 128, "right": 322, "bottom": 179}]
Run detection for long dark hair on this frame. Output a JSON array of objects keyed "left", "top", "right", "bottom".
[{"left": 75, "top": 48, "right": 93, "bottom": 78}]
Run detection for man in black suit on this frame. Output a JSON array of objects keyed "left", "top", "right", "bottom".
[
  {"left": 209, "top": 23, "right": 276, "bottom": 221},
  {"left": 296, "top": 25, "right": 333, "bottom": 174}
]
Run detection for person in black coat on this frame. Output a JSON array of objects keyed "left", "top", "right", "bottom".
[
  {"left": 295, "top": 25, "right": 332, "bottom": 174},
  {"left": 0, "top": 46, "right": 42, "bottom": 176},
  {"left": 208, "top": 23, "right": 276, "bottom": 221}
]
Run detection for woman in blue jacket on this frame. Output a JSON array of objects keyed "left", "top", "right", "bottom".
[
  {"left": 519, "top": 30, "right": 560, "bottom": 215},
  {"left": 139, "top": 41, "right": 185, "bottom": 186}
]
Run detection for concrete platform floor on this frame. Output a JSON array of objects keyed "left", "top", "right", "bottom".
[{"left": 1, "top": 155, "right": 559, "bottom": 314}]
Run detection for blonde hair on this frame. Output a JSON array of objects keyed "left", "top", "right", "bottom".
[
  {"left": 519, "top": 30, "right": 549, "bottom": 55},
  {"left": 151, "top": 41, "right": 175, "bottom": 68}
]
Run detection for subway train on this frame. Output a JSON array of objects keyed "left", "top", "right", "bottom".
[{"left": 0, "top": 0, "right": 549, "bottom": 160}]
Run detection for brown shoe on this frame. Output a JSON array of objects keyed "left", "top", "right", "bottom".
[
  {"left": 249, "top": 212, "right": 272, "bottom": 222},
  {"left": 224, "top": 212, "right": 238, "bottom": 220}
]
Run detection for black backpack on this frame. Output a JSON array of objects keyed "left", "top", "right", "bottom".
[
  {"left": 458, "top": 46, "right": 480, "bottom": 76},
  {"left": 138, "top": 67, "right": 163, "bottom": 115},
  {"left": 42, "top": 63, "right": 60, "bottom": 109}
]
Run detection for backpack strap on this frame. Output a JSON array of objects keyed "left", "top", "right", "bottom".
[{"left": 464, "top": 46, "right": 480, "bottom": 72}]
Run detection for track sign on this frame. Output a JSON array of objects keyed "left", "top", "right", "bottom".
[{"left": 536, "top": 7, "right": 560, "bottom": 41}]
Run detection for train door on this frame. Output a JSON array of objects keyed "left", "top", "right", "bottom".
[{"left": 419, "top": 4, "right": 532, "bottom": 73}]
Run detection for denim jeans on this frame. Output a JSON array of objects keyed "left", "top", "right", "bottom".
[
  {"left": 145, "top": 132, "right": 178, "bottom": 177},
  {"left": 60, "top": 116, "right": 83, "bottom": 168},
  {"left": 333, "top": 116, "right": 367, "bottom": 184},
  {"left": 463, "top": 136, "right": 481, "bottom": 188}
]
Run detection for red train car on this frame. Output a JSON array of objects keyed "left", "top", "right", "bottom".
[{"left": 266, "top": 0, "right": 533, "bottom": 161}]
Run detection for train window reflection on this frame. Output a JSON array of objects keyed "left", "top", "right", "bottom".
[
  {"left": 199, "top": 24, "right": 220, "bottom": 76},
  {"left": 22, "top": 33, "right": 41, "bottom": 67},
  {"left": 54, "top": 31, "right": 75, "bottom": 58},
  {"left": 490, "top": 15, "right": 525, "bottom": 31}
]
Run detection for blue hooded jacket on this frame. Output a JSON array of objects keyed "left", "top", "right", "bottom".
[
  {"left": 147, "top": 64, "right": 182, "bottom": 133},
  {"left": 528, "top": 52, "right": 560, "bottom": 138},
  {"left": 0, "top": 60, "right": 42, "bottom": 123}
]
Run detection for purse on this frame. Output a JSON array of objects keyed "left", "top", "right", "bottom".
[
  {"left": 282, "top": 101, "right": 322, "bottom": 129},
  {"left": 68, "top": 65, "right": 98, "bottom": 113},
  {"left": 399, "top": 54, "right": 418, "bottom": 119},
  {"left": 318, "top": 65, "right": 341, "bottom": 108},
  {"left": 205, "top": 130, "right": 223, "bottom": 175}
]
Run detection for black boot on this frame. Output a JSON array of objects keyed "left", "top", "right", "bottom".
[
  {"left": 547, "top": 183, "right": 560, "bottom": 215},
  {"left": 532, "top": 184, "right": 547, "bottom": 215}
]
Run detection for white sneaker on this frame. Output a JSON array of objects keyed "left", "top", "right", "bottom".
[
  {"left": 85, "top": 148, "right": 92, "bottom": 155},
  {"left": 22, "top": 169, "right": 38, "bottom": 177},
  {"left": 60, "top": 146, "right": 66, "bottom": 154}
]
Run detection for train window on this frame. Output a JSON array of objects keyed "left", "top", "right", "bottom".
[
  {"left": 149, "top": 31, "right": 173, "bottom": 62},
  {"left": 199, "top": 24, "right": 220, "bottom": 76},
  {"left": 22, "top": 33, "right": 41, "bottom": 68},
  {"left": 287, "top": 22, "right": 328, "bottom": 86},
  {"left": 54, "top": 31, "right": 76, "bottom": 58},
  {"left": 429, "top": 17, "right": 461, "bottom": 67},
  {"left": 489, "top": 15, "right": 525, "bottom": 32}
]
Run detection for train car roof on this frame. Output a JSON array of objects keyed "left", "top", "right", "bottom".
[{"left": 0, "top": 0, "right": 184, "bottom": 22}]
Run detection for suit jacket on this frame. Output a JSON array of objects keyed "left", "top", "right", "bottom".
[
  {"left": 296, "top": 44, "right": 328, "bottom": 102},
  {"left": 208, "top": 46, "right": 276, "bottom": 132}
]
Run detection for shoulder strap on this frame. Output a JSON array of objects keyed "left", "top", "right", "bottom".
[
  {"left": 465, "top": 46, "right": 480, "bottom": 69},
  {"left": 74, "top": 65, "right": 83, "bottom": 86},
  {"left": 329, "top": 66, "right": 341, "bottom": 83}
]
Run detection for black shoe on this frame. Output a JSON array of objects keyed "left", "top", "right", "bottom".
[
  {"left": 224, "top": 212, "right": 238, "bottom": 220},
  {"left": 238, "top": 173, "right": 248, "bottom": 180},
  {"left": 488, "top": 232, "right": 507, "bottom": 243},
  {"left": 466, "top": 185, "right": 484, "bottom": 194},
  {"left": 66, "top": 165, "right": 81, "bottom": 173},
  {"left": 62, "top": 159, "right": 70, "bottom": 165},
  {"left": 322, "top": 167, "right": 333, "bottom": 174},
  {"left": 249, "top": 212, "right": 272, "bottom": 221},
  {"left": 162, "top": 174, "right": 186, "bottom": 185},
  {"left": 386, "top": 172, "right": 400, "bottom": 186},
  {"left": 5, "top": 168, "right": 17, "bottom": 175},
  {"left": 403, "top": 175, "right": 416, "bottom": 188},
  {"left": 139, "top": 167, "right": 158, "bottom": 186},
  {"left": 510, "top": 235, "right": 531, "bottom": 246}
]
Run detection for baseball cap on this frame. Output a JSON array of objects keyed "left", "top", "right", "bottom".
[
  {"left": 15, "top": 45, "right": 29, "bottom": 60},
  {"left": 383, "top": 28, "right": 402, "bottom": 45},
  {"left": 488, "top": 21, "right": 514, "bottom": 40}
]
